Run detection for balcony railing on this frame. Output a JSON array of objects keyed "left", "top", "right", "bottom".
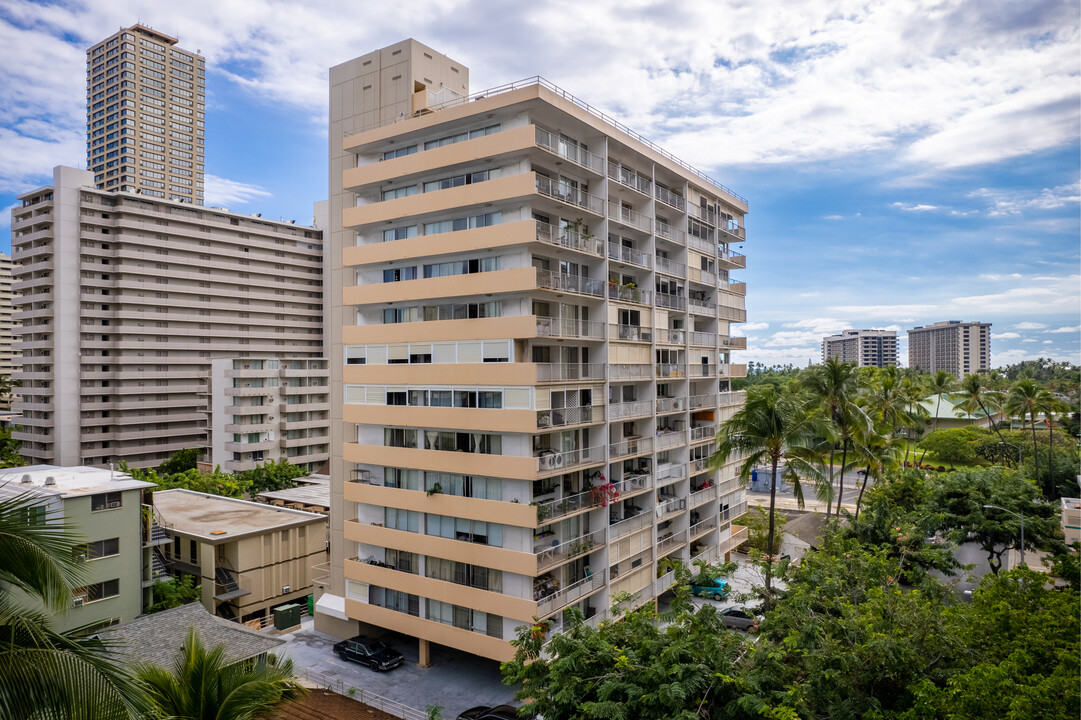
[
  {"left": 607, "top": 201, "right": 652, "bottom": 232},
  {"left": 656, "top": 495, "right": 687, "bottom": 517},
  {"left": 535, "top": 126, "right": 605, "bottom": 173},
  {"left": 656, "top": 396, "right": 687, "bottom": 413},
  {"left": 610, "top": 436, "right": 653, "bottom": 459},
  {"left": 537, "top": 572, "right": 605, "bottom": 616},
  {"left": 536, "top": 444, "right": 607, "bottom": 474},
  {"left": 535, "top": 221, "right": 604, "bottom": 257},
  {"left": 608, "top": 283, "right": 652, "bottom": 304},
  {"left": 658, "top": 528, "right": 688, "bottom": 552},
  {"left": 690, "top": 425, "right": 717, "bottom": 442},
  {"left": 654, "top": 569, "right": 676, "bottom": 598},
  {"left": 718, "top": 249, "right": 746, "bottom": 268},
  {"left": 536, "top": 362, "right": 606, "bottom": 382},
  {"left": 655, "top": 256, "right": 686, "bottom": 277},
  {"left": 607, "top": 161, "right": 653, "bottom": 195},
  {"left": 536, "top": 315, "right": 606, "bottom": 340},
  {"left": 655, "top": 220, "right": 686, "bottom": 245},
  {"left": 656, "top": 431, "right": 687, "bottom": 450},
  {"left": 719, "top": 363, "right": 749, "bottom": 377},
  {"left": 718, "top": 390, "right": 746, "bottom": 406},
  {"left": 655, "top": 292, "right": 686, "bottom": 310},
  {"left": 536, "top": 527, "right": 606, "bottom": 573},
  {"left": 689, "top": 331, "right": 716, "bottom": 347},
  {"left": 690, "top": 517, "right": 718, "bottom": 538},
  {"left": 686, "top": 233, "right": 715, "bottom": 255},
  {"left": 657, "top": 328, "right": 685, "bottom": 345},
  {"left": 533, "top": 486, "right": 603, "bottom": 523},
  {"left": 689, "top": 484, "right": 718, "bottom": 507},
  {"left": 656, "top": 363, "right": 687, "bottom": 379},
  {"left": 610, "top": 511, "right": 652, "bottom": 539},
  {"left": 654, "top": 185, "right": 686, "bottom": 211},
  {"left": 688, "top": 268, "right": 717, "bottom": 286},
  {"left": 717, "top": 306, "right": 747, "bottom": 322},
  {"left": 537, "top": 404, "right": 602, "bottom": 429},
  {"left": 607, "top": 241, "right": 652, "bottom": 268},
  {"left": 536, "top": 269, "right": 605, "bottom": 297},
  {"left": 655, "top": 464, "right": 687, "bottom": 485},
  {"left": 719, "top": 336, "right": 746, "bottom": 350},
  {"left": 608, "top": 400, "right": 653, "bottom": 420},
  {"left": 613, "top": 472, "right": 652, "bottom": 496},
  {"left": 691, "top": 364, "right": 718, "bottom": 378},
  {"left": 691, "top": 457, "right": 711, "bottom": 473},
  {"left": 611, "top": 323, "right": 652, "bottom": 342},
  {"left": 609, "top": 363, "right": 653, "bottom": 380},
  {"left": 718, "top": 279, "right": 746, "bottom": 295},
  {"left": 688, "top": 298, "right": 717, "bottom": 315},
  {"left": 535, "top": 175, "right": 605, "bottom": 214}
]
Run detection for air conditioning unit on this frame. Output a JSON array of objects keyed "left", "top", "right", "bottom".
[
  {"left": 73, "top": 597, "right": 84, "bottom": 607},
  {"left": 281, "top": 585, "right": 291, "bottom": 594},
  {"left": 107, "top": 500, "right": 121, "bottom": 509}
]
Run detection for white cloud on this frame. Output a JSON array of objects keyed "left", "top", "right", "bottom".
[
  {"left": 892, "top": 202, "right": 938, "bottom": 212},
  {"left": 203, "top": 175, "right": 272, "bottom": 207},
  {"left": 1042, "top": 340, "right": 1053, "bottom": 344},
  {"left": 1021, "top": 339, "right": 1037, "bottom": 343},
  {"left": 968, "top": 182, "right": 1081, "bottom": 217},
  {"left": 991, "top": 332, "right": 1021, "bottom": 339},
  {"left": 1015, "top": 321, "right": 1048, "bottom": 329},
  {"left": 1044, "top": 325, "right": 1080, "bottom": 333},
  {"left": 798, "top": 291, "right": 821, "bottom": 298},
  {"left": 740, "top": 322, "right": 770, "bottom": 331},
  {"left": 822, "top": 214, "right": 844, "bottom": 220},
  {"left": 979, "top": 273, "right": 1023, "bottom": 281},
  {"left": 993, "top": 348, "right": 1050, "bottom": 366}
]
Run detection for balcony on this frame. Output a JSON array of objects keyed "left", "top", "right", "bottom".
[
  {"left": 718, "top": 306, "right": 747, "bottom": 323},
  {"left": 536, "top": 315, "right": 605, "bottom": 340},
  {"left": 609, "top": 363, "right": 652, "bottom": 380},
  {"left": 533, "top": 484, "right": 610, "bottom": 524},
  {"left": 613, "top": 471, "right": 653, "bottom": 497},
  {"left": 654, "top": 186, "right": 686, "bottom": 211},
  {"left": 535, "top": 220, "right": 604, "bottom": 257},
  {"left": 719, "top": 363, "right": 749, "bottom": 378},
  {"left": 655, "top": 220, "right": 686, "bottom": 246},
  {"left": 688, "top": 298, "right": 717, "bottom": 316},
  {"left": 690, "top": 424, "right": 717, "bottom": 443},
  {"left": 657, "top": 328, "right": 686, "bottom": 345},
  {"left": 610, "top": 436, "right": 653, "bottom": 460},
  {"left": 535, "top": 268, "right": 606, "bottom": 298},
  {"left": 717, "top": 249, "right": 746, "bottom": 269},
  {"left": 611, "top": 323, "right": 651, "bottom": 342},
  {"left": 656, "top": 430, "right": 687, "bottom": 450},
  {"left": 719, "top": 280, "right": 747, "bottom": 295},
  {"left": 608, "top": 400, "right": 652, "bottom": 420},
  {"left": 535, "top": 175, "right": 604, "bottom": 215},
  {"left": 655, "top": 292, "right": 686, "bottom": 311},
  {"left": 536, "top": 444, "right": 606, "bottom": 475},
  {"left": 607, "top": 162, "right": 653, "bottom": 196},
  {"left": 719, "top": 336, "right": 747, "bottom": 350},
  {"left": 537, "top": 572, "right": 605, "bottom": 617},
  {"left": 610, "top": 511, "right": 651, "bottom": 539},
  {"left": 656, "top": 363, "right": 687, "bottom": 379},
  {"left": 537, "top": 404, "right": 603, "bottom": 429},
  {"left": 718, "top": 390, "right": 746, "bottom": 406},
  {"left": 686, "top": 234, "right": 715, "bottom": 256},
  {"left": 656, "top": 495, "right": 687, "bottom": 518},
  {"left": 536, "top": 362, "right": 606, "bottom": 382},
  {"left": 689, "top": 484, "right": 718, "bottom": 508},
  {"left": 690, "top": 331, "right": 716, "bottom": 347},
  {"left": 535, "top": 527, "right": 606, "bottom": 573},
  {"left": 657, "top": 528, "right": 688, "bottom": 553},
  {"left": 608, "top": 283, "right": 652, "bottom": 305},
  {"left": 689, "top": 517, "right": 718, "bottom": 539},
  {"left": 656, "top": 396, "right": 687, "bottom": 414},
  {"left": 535, "top": 126, "right": 605, "bottom": 174},
  {"left": 607, "top": 201, "right": 652, "bottom": 233},
  {"left": 655, "top": 256, "right": 686, "bottom": 278},
  {"left": 607, "top": 241, "right": 652, "bottom": 269}
]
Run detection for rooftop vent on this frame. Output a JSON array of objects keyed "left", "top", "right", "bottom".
[
  {"left": 20, "top": 474, "right": 31, "bottom": 483},
  {"left": 44, "top": 476, "right": 56, "bottom": 486}
]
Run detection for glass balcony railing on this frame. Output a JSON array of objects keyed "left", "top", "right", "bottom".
[
  {"left": 536, "top": 268, "right": 605, "bottom": 297},
  {"left": 535, "top": 175, "right": 604, "bottom": 214}
]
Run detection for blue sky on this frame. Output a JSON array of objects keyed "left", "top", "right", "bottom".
[{"left": 1, "top": 0, "right": 1078, "bottom": 367}]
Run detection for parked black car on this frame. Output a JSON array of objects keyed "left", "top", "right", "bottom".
[
  {"left": 332, "top": 635, "right": 404, "bottom": 671},
  {"left": 456, "top": 705, "right": 522, "bottom": 720}
]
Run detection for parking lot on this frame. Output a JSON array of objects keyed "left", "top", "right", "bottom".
[{"left": 278, "top": 619, "right": 519, "bottom": 718}]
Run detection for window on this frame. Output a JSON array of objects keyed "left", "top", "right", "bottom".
[
  {"left": 76, "top": 538, "right": 120, "bottom": 560},
  {"left": 426, "top": 514, "right": 502, "bottom": 547},
  {"left": 381, "top": 185, "right": 417, "bottom": 201},
  {"left": 382, "top": 225, "right": 417, "bottom": 242},
  {"left": 74, "top": 579, "right": 120, "bottom": 604},
  {"left": 384, "top": 467, "right": 420, "bottom": 491},
  {"left": 422, "top": 257, "right": 499, "bottom": 278},
  {"left": 422, "top": 168, "right": 499, "bottom": 193},
  {"left": 173, "top": 536, "right": 181, "bottom": 558},
  {"left": 423, "top": 211, "right": 500, "bottom": 236},
  {"left": 383, "top": 145, "right": 417, "bottom": 160},
  {"left": 422, "top": 124, "right": 500, "bottom": 150},
  {"left": 384, "top": 549, "right": 418, "bottom": 573},
  {"left": 384, "top": 508, "right": 419, "bottom": 532},
  {"left": 383, "top": 266, "right": 418, "bottom": 283},
  {"left": 91, "top": 492, "right": 122, "bottom": 511},
  {"left": 189, "top": 540, "right": 198, "bottom": 563}
]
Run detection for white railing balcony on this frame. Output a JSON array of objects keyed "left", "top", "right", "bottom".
[
  {"left": 655, "top": 293, "right": 686, "bottom": 311},
  {"left": 657, "top": 528, "right": 688, "bottom": 553},
  {"left": 654, "top": 569, "right": 676, "bottom": 598},
  {"left": 608, "top": 241, "right": 652, "bottom": 268},
  {"left": 656, "top": 495, "right": 687, "bottom": 517},
  {"left": 655, "top": 220, "right": 686, "bottom": 245},
  {"left": 690, "top": 518, "right": 718, "bottom": 538},
  {"left": 691, "top": 205, "right": 719, "bottom": 225},
  {"left": 613, "top": 472, "right": 652, "bottom": 496},
  {"left": 536, "top": 444, "right": 607, "bottom": 474},
  {"left": 610, "top": 510, "right": 652, "bottom": 539},
  {"left": 607, "top": 161, "right": 653, "bottom": 195},
  {"left": 535, "top": 175, "right": 605, "bottom": 215},
  {"left": 690, "top": 331, "right": 717, "bottom": 347},
  {"left": 687, "top": 234, "right": 716, "bottom": 255},
  {"left": 535, "top": 126, "right": 605, "bottom": 173},
  {"left": 718, "top": 278, "right": 746, "bottom": 295},
  {"left": 689, "top": 298, "right": 717, "bottom": 315},
  {"left": 608, "top": 283, "right": 652, "bottom": 304},
  {"left": 688, "top": 267, "right": 717, "bottom": 286},
  {"left": 608, "top": 201, "right": 652, "bottom": 232},
  {"left": 610, "top": 436, "right": 653, "bottom": 459},
  {"left": 718, "top": 249, "right": 746, "bottom": 269},
  {"left": 609, "top": 400, "right": 653, "bottom": 420},
  {"left": 719, "top": 363, "right": 749, "bottom": 377},
  {"left": 656, "top": 396, "right": 687, "bottom": 414},
  {"left": 690, "top": 485, "right": 718, "bottom": 507},
  {"left": 536, "top": 362, "right": 606, "bottom": 382},
  {"left": 536, "top": 269, "right": 606, "bottom": 297},
  {"left": 610, "top": 363, "right": 653, "bottom": 380},
  {"left": 655, "top": 463, "right": 687, "bottom": 485},
  {"left": 536, "top": 315, "right": 606, "bottom": 340},
  {"left": 690, "top": 424, "right": 717, "bottom": 442},
  {"left": 535, "top": 527, "right": 606, "bottom": 573},
  {"left": 718, "top": 306, "right": 747, "bottom": 322},
  {"left": 655, "top": 255, "right": 687, "bottom": 277},
  {"left": 535, "top": 221, "right": 604, "bottom": 257},
  {"left": 690, "top": 543, "right": 720, "bottom": 566},
  {"left": 657, "top": 328, "right": 686, "bottom": 345},
  {"left": 611, "top": 323, "right": 652, "bottom": 342},
  {"left": 656, "top": 430, "right": 687, "bottom": 450},
  {"left": 691, "top": 457, "right": 711, "bottom": 474},
  {"left": 537, "top": 572, "right": 605, "bottom": 616},
  {"left": 533, "top": 485, "right": 603, "bottom": 523},
  {"left": 654, "top": 186, "right": 686, "bottom": 211},
  {"left": 656, "top": 363, "right": 687, "bottom": 379},
  {"left": 717, "top": 390, "right": 746, "bottom": 406},
  {"left": 537, "top": 404, "right": 603, "bottom": 429},
  {"left": 718, "top": 223, "right": 746, "bottom": 242}
]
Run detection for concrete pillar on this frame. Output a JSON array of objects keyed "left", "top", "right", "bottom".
[{"left": 418, "top": 638, "right": 432, "bottom": 668}]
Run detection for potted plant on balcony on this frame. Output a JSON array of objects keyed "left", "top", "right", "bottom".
[{"left": 425, "top": 482, "right": 443, "bottom": 497}]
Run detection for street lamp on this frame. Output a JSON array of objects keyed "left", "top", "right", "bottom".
[
  {"left": 997, "top": 441, "right": 1022, "bottom": 468},
  {"left": 982, "top": 504, "right": 1025, "bottom": 566}
]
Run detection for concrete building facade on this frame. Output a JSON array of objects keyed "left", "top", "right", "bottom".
[
  {"left": 154, "top": 488, "right": 327, "bottom": 622},
  {"left": 10, "top": 166, "right": 324, "bottom": 469},
  {"left": 908, "top": 321, "right": 991, "bottom": 377},
  {"left": 86, "top": 24, "right": 206, "bottom": 204},
  {"left": 0, "top": 252, "right": 16, "bottom": 381},
  {"left": 0, "top": 465, "right": 167, "bottom": 633},
  {"left": 210, "top": 358, "right": 330, "bottom": 473},
  {"left": 318, "top": 40, "right": 750, "bottom": 663},
  {"left": 821, "top": 329, "right": 898, "bottom": 368}
]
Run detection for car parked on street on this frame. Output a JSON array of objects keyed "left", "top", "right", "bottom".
[
  {"left": 719, "top": 605, "right": 760, "bottom": 631},
  {"left": 456, "top": 705, "right": 523, "bottom": 720},
  {"left": 332, "top": 635, "right": 404, "bottom": 671},
  {"left": 691, "top": 577, "right": 730, "bottom": 601}
]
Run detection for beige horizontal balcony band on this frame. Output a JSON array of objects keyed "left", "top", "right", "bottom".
[
  {"left": 344, "top": 482, "right": 538, "bottom": 529},
  {"left": 344, "top": 267, "right": 537, "bottom": 305},
  {"left": 344, "top": 220, "right": 535, "bottom": 266},
  {"left": 343, "top": 315, "right": 536, "bottom": 344},
  {"left": 344, "top": 363, "right": 537, "bottom": 386},
  {"left": 344, "top": 442, "right": 538, "bottom": 480}
]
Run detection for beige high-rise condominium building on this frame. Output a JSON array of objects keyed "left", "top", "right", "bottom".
[
  {"left": 317, "top": 40, "right": 750, "bottom": 663},
  {"left": 87, "top": 25, "right": 206, "bottom": 204},
  {"left": 821, "top": 329, "right": 897, "bottom": 368},
  {"left": 908, "top": 321, "right": 991, "bottom": 377},
  {"left": 10, "top": 166, "right": 324, "bottom": 468},
  {"left": 0, "top": 252, "right": 16, "bottom": 380}
]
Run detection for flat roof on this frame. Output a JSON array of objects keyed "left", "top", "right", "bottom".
[
  {"left": 256, "top": 483, "right": 330, "bottom": 509},
  {"left": 0, "top": 465, "right": 154, "bottom": 499},
  {"left": 154, "top": 488, "right": 325, "bottom": 542}
]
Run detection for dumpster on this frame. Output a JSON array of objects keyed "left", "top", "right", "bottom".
[
  {"left": 306, "top": 594, "right": 314, "bottom": 616},
  {"left": 273, "top": 603, "right": 302, "bottom": 631}
]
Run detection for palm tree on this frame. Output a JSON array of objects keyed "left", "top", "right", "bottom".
[
  {"left": 1006, "top": 379, "right": 1045, "bottom": 493},
  {"left": 1038, "top": 391, "right": 1069, "bottom": 499},
  {"left": 800, "top": 358, "right": 861, "bottom": 519},
  {"left": 899, "top": 374, "right": 929, "bottom": 465},
  {"left": 955, "top": 373, "right": 1009, "bottom": 462},
  {"left": 0, "top": 489, "right": 148, "bottom": 719},
  {"left": 917, "top": 370, "right": 957, "bottom": 463},
  {"left": 712, "top": 385, "right": 827, "bottom": 607},
  {"left": 137, "top": 626, "right": 305, "bottom": 720},
  {"left": 849, "top": 423, "right": 905, "bottom": 522}
]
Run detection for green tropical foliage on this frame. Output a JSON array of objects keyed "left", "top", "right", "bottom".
[{"left": 147, "top": 575, "right": 202, "bottom": 614}]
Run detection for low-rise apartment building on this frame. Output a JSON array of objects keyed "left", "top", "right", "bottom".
[
  {"left": 821, "top": 329, "right": 897, "bottom": 368},
  {"left": 210, "top": 358, "right": 330, "bottom": 473},
  {"left": 0, "top": 464, "right": 167, "bottom": 632},
  {"left": 153, "top": 488, "right": 327, "bottom": 623}
]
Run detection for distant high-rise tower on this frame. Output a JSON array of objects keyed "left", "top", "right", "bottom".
[
  {"left": 908, "top": 321, "right": 991, "bottom": 377},
  {"left": 86, "top": 25, "right": 206, "bottom": 204},
  {"left": 0, "top": 252, "right": 16, "bottom": 379},
  {"left": 821, "top": 329, "right": 897, "bottom": 368}
]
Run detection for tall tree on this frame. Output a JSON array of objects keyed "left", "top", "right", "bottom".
[
  {"left": 1005, "top": 379, "right": 1045, "bottom": 494},
  {"left": 955, "top": 373, "right": 1010, "bottom": 462},
  {"left": 712, "top": 385, "right": 826, "bottom": 607},
  {"left": 1038, "top": 391, "right": 1069, "bottom": 499},
  {"left": 0, "top": 490, "right": 148, "bottom": 719},
  {"left": 800, "top": 358, "right": 861, "bottom": 518},
  {"left": 136, "top": 627, "right": 305, "bottom": 720},
  {"left": 849, "top": 422, "right": 904, "bottom": 522}
]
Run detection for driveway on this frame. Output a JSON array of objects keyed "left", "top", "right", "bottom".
[{"left": 278, "top": 619, "right": 519, "bottom": 718}]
